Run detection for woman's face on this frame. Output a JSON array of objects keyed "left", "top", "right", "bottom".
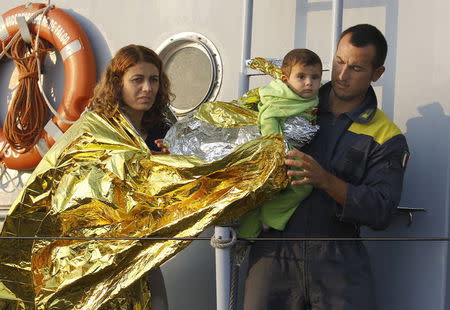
[{"left": 121, "top": 62, "right": 160, "bottom": 113}]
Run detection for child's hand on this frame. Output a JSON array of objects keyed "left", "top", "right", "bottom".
[{"left": 151, "top": 139, "right": 170, "bottom": 155}]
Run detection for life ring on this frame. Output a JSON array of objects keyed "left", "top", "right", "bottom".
[{"left": 0, "top": 3, "right": 96, "bottom": 170}]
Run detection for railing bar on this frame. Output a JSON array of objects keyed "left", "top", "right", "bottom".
[{"left": 1, "top": 236, "right": 450, "bottom": 242}]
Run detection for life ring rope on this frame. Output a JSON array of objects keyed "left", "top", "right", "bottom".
[
  {"left": 2, "top": 35, "right": 50, "bottom": 152},
  {"left": 0, "top": 4, "right": 75, "bottom": 127},
  {"left": 33, "top": 4, "right": 76, "bottom": 125},
  {"left": 0, "top": 5, "right": 50, "bottom": 59},
  {"left": 0, "top": 2, "right": 97, "bottom": 170}
]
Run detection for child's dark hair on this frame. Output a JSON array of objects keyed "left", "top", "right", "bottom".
[{"left": 281, "top": 48, "right": 322, "bottom": 77}]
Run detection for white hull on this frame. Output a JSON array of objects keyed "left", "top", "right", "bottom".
[{"left": 0, "top": 1, "right": 449, "bottom": 309}]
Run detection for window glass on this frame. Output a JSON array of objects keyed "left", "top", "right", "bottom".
[{"left": 165, "top": 46, "right": 212, "bottom": 111}]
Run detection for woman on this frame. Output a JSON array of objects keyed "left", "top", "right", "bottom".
[
  {"left": 0, "top": 44, "right": 288, "bottom": 310},
  {"left": 0, "top": 45, "right": 177, "bottom": 309},
  {"left": 90, "top": 44, "right": 172, "bottom": 154},
  {"left": 89, "top": 44, "right": 172, "bottom": 309}
]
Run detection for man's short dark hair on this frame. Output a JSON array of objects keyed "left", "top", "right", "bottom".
[
  {"left": 340, "top": 24, "right": 387, "bottom": 68},
  {"left": 281, "top": 48, "right": 322, "bottom": 77}
]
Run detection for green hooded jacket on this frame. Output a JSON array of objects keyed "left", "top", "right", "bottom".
[{"left": 239, "top": 79, "right": 318, "bottom": 238}]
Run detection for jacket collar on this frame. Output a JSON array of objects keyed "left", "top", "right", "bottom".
[{"left": 318, "top": 82, "right": 378, "bottom": 124}]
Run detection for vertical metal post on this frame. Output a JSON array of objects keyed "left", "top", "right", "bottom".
[
  {"left": 214, "top": 2, "right": 254, "bottom": 310},
  {"left": 330, "top": 0, "right": 343, "bottom": 65},
  {"left": 214, "top": 226, "right": 232, "bottom": 310},
  {"left": 238, "top": 0, "right": 253, "bottom": 96}
]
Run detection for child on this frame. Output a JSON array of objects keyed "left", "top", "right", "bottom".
[{"left": 239, "top": 48, "right": 322, "bottom": 238}]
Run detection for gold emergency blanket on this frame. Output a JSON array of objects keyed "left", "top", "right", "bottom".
[
  {"left": 248, "top": 57, "right": 282, "bottom": 79},
  {"left": 195, "top": 101, "right": 258, "bottom": 128},
  {"left": 234, "top": 57, "right": 282, "bottom": 111},
  {"left": 0, "top": 111, "right": 287, "bottom": 309}
]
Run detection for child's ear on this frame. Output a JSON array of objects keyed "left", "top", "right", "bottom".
[{"left": 281, "top": 75, "right": 288, "bottom": 83}]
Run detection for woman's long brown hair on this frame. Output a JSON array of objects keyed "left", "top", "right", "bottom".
[{"left": 89, "top": 44, "right": 173, "bottom": 131}]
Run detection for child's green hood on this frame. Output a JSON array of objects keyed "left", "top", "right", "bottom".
[{"left": 258, "top": 79, "right": 318, "bottom": 135}]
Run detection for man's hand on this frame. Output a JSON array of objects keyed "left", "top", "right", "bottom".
[
  {"left": 284, "top": 148, "right": 348, "bottom": 206},
  {"left": 285, "top": 149, "right": 331, "bottom": 188},
  {"left": 151, "top": 139, "right": 170, "bottom": 155}
]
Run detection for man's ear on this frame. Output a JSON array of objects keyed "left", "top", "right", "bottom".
[
  {"left": 372, "top": 66, "right": 385, "bottom": 82},
  {"left": 281, "top": 75, "right": 288, "bottom": 83}
]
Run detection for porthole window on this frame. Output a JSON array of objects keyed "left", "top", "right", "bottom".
[{"left": 157, "top": 32, "right": 222, "bottom": 118}]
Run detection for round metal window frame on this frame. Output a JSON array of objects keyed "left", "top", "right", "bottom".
[{"left": 156, "top": 32, "right": 223, "bottom": 115}]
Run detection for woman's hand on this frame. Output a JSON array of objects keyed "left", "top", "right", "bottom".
[{"left": 151, "top": 139, "right": 170, "bottom": 155}]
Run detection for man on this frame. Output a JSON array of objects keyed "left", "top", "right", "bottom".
[{"left": 243, "top": 24, "right": 409, "bottom": 310}]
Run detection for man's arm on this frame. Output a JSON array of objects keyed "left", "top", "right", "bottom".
[{"left": 285, "top": 135, "right": 409, "bottom": 230}]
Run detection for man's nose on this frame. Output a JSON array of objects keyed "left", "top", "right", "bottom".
[{"left": 338, "top": 64, "right": 350, "bottom": 80}]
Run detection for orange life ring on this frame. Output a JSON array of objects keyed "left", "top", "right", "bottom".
[{"left": 0, "top": 3, "right": 96, "bottom": 170}]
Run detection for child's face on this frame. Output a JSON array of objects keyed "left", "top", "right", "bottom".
[{"left": 282, "top": 63, "right": 322, "bottom": 98}]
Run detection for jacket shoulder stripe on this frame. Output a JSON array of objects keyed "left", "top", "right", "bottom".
[{"left": 348, "top": 109, "right": 402, "bottom": 145}]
